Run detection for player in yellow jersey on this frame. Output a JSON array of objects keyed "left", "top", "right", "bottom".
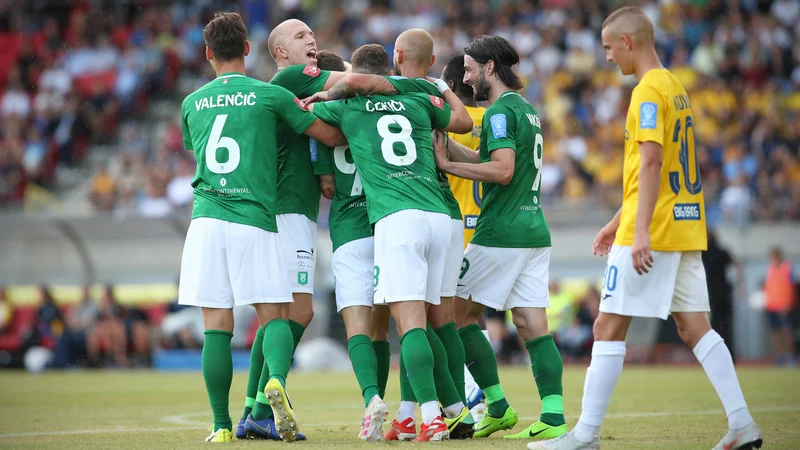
[
  {"left": 531, "top": 7, "right": 761, "bottom": 450},
  {"left": 442, "top": 55, "right": 485, "bottom": 248}
]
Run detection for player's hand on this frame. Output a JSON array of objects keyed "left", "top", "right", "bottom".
[
  {"left": 631, "top": 231, "right": 654, "bottom": 275},
  {"left": 319, "top": 174, "right": 335, "bottom": 200},
  {"left": 431, "top": 130, "right": 449, "bottom": 170},
  {"left": 301, "top": 91, "right": 329, "bottom": 106},
  {"left": 592, "top": 224, "right": 616, "bottom": 257}
]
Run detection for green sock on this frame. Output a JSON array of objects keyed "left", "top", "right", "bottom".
[
  {"left": 526, "top": 335, "right": 565, "bottom": 426},
  {"left": 348, "top": 334, "right": 380, "bottom": 407},
  {"left": 263, "top": 319, "right": 294, "bottom": 387},
  {"left": 242, "top": 326, "right": 265, "bottom": 419},
  {"left": 459, "top": 323, "right": 509, "bottom": 417},
  {"left": 427, "top": 324, "right": 462, "bottom": 409},
  {"left": 202, "top": 330, "right": 234, "bottom": 432},
  {"left": 288, "top": 319, "right": 306, "bottom": 354},
  {"left": 251, "top": 359, "right": 273, "bottom": 421},
  {"left": 435, "top": 322, "right": 467, "bottom": 405},
  {"left": 372, "top": 340, "right": 391, "bottom": 399},
  {"left": 399, "top": 349, "right": 416, "bottom": 402},
  {"left": 400, "top": 328, "right": 437, "bottom": 404}
]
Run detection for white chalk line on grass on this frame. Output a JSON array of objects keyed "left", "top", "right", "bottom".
[{"left": 1, "top": 405, "right": 797, "bottom": 439}]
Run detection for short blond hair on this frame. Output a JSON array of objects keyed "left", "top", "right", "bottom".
[{"left": 602, "top": 6, "right": 655, "bottom": 46}]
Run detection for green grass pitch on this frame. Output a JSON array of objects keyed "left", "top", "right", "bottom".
[{"left": 0, "top": 366, "right": 797, "bottom": 449}]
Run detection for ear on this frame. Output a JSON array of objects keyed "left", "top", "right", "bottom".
[
  {"left": 621, "top": 34, "right": 633, "bottom": 51},
  {"left": 447, "top": 79, "right": 455, "bottom": 91},
  {"left": 486, "top": 60, "right": 495, "bottom": 76},
  {"left": 205, "top": 46, "right": 213, "bottom": 62},
  {"left": 396, "top": 48, "right": 404, "bottom": 65},
  {"left": 428, "top": 54, "right": 436, "bottom": 70},
  {"left": 244, "top": 40, "right": 251, "bottom": 57}
]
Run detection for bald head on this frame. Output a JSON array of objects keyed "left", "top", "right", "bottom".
[
  {"left": 395, "top": 28, "right": 434, "bottom": 68},
  {"left": 602, "top": 6, "right": 654, "bottom": 46},
  {"left": 268, "top": 19, "right": 316, "bottom": 66}
]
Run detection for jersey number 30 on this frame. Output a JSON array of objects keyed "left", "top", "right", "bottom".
[
  {"left": 205, "top": 114, "right": 241, "bottom": 174},
  {"left": 669, "top": 115, "right": 702, "bottom": 195}
]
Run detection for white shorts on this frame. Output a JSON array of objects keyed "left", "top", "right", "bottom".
[
  {"left": 456, "top": 244, "right": 551, "bottom": 311},
  {"left": 373, "top": 209, "right": 450, "bottom": 305},
  {"left": 599, "top": 245, "right": 710, "bottom": 320},
  {"left": 332, "top": 237, "right": 374, "bottom": 313},
  {"left": 178, "top": 218, "right": 293, "bottom": 308},
  {"left": 276, "top": 213, "right": 317, "bottom": 294},
  {"left": 441, "top": 219, "right": 465, "bottom": 297}
]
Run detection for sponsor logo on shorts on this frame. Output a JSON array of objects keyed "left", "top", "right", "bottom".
[
  {"left": 296, "top": 249, "right": 314, "bottom": 261},
  {"left": 464, "top": 215, "right": 478, "bottom": 229},
  {"left": 673, "top": 203, "right": 701, "bottom": 221},
  {"left": 602, "top": 293, "right": 612, "bottom": 301},
  {"left": 298, "top": 272, "right": 309, "bottom": 285}
]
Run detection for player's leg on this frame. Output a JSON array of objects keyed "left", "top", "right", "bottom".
[
  {"left": 503, "top": 248, "right": 567, "bottom": 441},
  {"left": 226, "top": 222, "right": 300, "bottom": 442},
  {"left": 335, "top": 236, "right": 388, "bottom": 441},
  {"left": 454, "top": 244, "right": 518, "bottom": 437},
  {"left": 371, "top": 305, "right": 391, "bottom": 399},
  {"left": 178, "top": 218, "right": 235, "bottom": 442},
  {"left": 671, "top": 252, "right": 761, "bottom": 450},
  {"left": 532, "top": 245, "right": 678, "bottom": 449},
  {"left": 376, "top": 210, "right": 449, "bottom": 442},
  {"left": 277, "top": 214, "right": 317, "bottom": 356},
  {"left": 433, "top": 219, "right": 469, "bottom": 405},
  {"left": 238, "top": 318, "right": 265, "bottom": 438}
]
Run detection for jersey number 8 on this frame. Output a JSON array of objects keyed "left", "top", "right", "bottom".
[
  {"left": 205, "top": 114, "right": 241, "bottom": 174},
  {"left": 377, "top": 115, "right": 416, "bottom": 166}
]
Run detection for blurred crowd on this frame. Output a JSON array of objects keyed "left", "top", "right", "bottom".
[{"left": 1, "top": 0, "right": 799, "bottom": 225}]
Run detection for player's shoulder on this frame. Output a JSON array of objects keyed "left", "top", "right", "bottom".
[{"left": 271, "top": 64, "right": 326, "bottom": 84}]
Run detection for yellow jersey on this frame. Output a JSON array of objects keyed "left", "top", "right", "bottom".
[
  {"left": 447, "top": 105, "right": 486, "bottom": 247},
  {"left": 616, "top": 68, "right": 707, "bottom": 251}
]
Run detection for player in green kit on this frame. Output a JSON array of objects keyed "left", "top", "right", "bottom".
[
  {"left": 178, "top": 13, "right": 344, "bottom": 443},
  {"left": 308, "top": 45, "right": 391, "bottom": 442},
  {"left": 433, "top": 35, "right": 568, "bottom": 441},
  {"left": 304, "top": 30, "right": 476, "bottom": 440},
  {"left": 308, "top": 64, "right": 472, "bottom": 441},
  {"left": 238, "top": 19, "right": 350, "bottom": 440}
]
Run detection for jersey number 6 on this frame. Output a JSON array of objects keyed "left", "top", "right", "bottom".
[{"left": 205, "top": 114, "right": 241, "bottom": 174}]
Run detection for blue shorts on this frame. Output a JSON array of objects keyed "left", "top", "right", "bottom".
[{"left": 767, "top": 311, "right": 793, "bottom": 330}]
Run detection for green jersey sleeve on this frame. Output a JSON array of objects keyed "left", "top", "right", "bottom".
[
  {"left": 386, "top": 76, "right": 440, "bottom": 97},
  {"left": 181, "top": 100, "right": 193, "bottom": 151},
  {"left": 271, "top": 64, "right": 331, "bottom": 98},
  {"left": 268, "top": 85, "right": 317, "bottom": 135},
  {"left": 312, "top": 100, "right": 345, "bottom": 127},
  {"left": 485, "top": 105, "right": 516, "bottom": 153},
  {"left": 426, "top": 95, "right": 452, "bottom": 130},
  {"left": 311, "top": 140, "right": 334, "bottom": 175}
]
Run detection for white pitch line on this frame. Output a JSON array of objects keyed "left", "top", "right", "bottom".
[{"left": 1, "top": 405, "right": 797, "bottom": 439}]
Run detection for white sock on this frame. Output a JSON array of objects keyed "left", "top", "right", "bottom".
[
  {"left": 693, "top": 330, "right": 753, "bottom": 429},
  {"left": 443, "top": 401, "right": 465, "bottom": 418},
  {"left": 574, "top": 341, "right": 626, "bottom": 444},
  {"left": 396, "top": 401, "right": 416, "bottom": 422},
  {"left": 420, "top": 401, "right": 441, "bottom": 425}
]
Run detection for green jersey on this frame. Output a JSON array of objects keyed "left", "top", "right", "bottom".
[
  {"left": 313, "top": 93, "right": 451, "bottom": 224},
  {"left": 472, "top": 91, "right": 551, "bottom": 248},
  {"left": 270, "top": 64, "right": 332, "bottom": 221},
  {"left": 386, "top": 76, "right": 462, "bottom": 221},
  {"left": 181, "top": 72, "right": 317, "bottom": 232},
  {"left": 311, "top": 140, "right": 371, "bottom": 252}
]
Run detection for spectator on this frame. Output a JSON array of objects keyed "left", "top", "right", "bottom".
[
  {"left": 555, "top": 286, "right": 599, "bottom": 360},
  {"left": 764, "top": 247, "right": 797, "bottom": 365},
  {"left": 52, "top": 286, "right": 98, "bottom": 368},
  {"left": 89, "top": 163, "right": 116, "bottom": 212},
  {"left": 1, "top": 71, "right": 31, "bottom": 120},
  {"left": 702, "top": 230, "right": 745, "bottom": 361},
  {"left": 32, "top": 286, "right": 63, "bottom": 348},
  {"left": 0, "top": 287, "right": 11, "bottom": 333},
  {"left": 86, "top": 285, "right": 128, "bottom": 367}
]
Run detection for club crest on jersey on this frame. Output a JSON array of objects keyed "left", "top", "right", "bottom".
[
  {"left": 303, "top": 65, "right": 321, "bottom": 77},
  {"left": 429, "top": 95, "right": 444, "bottom": 109},
  {"left": 640, "top": 102, "right": 657, "bottom": 129},
  {"left": 294, "top": 97, "right": 308, "bottom": 111},
  {"left": 490, "top": 113, "right": 507, "bottom": 139}
]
